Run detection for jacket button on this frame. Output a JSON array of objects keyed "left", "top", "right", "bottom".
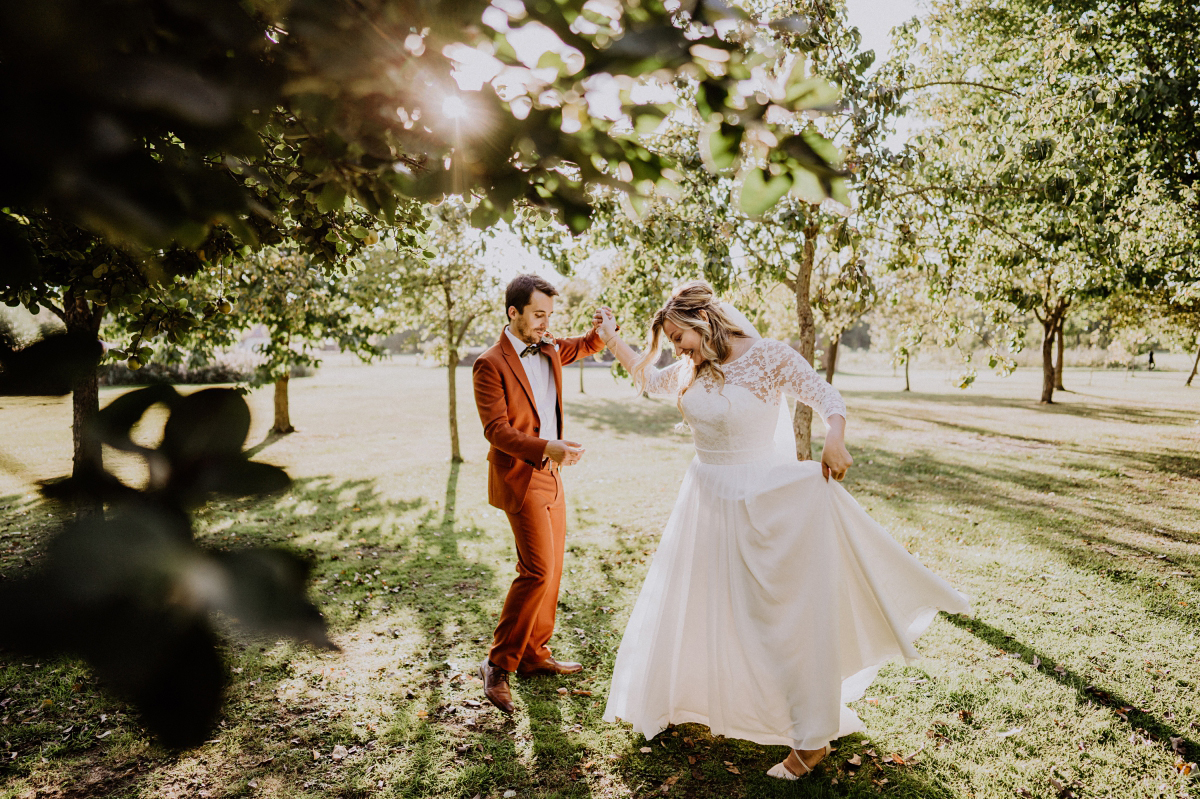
[{"left": 534, "top": 426, "right": 539, "bottom": 432}]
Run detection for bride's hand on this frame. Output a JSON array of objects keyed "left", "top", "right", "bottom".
[
  {"left": 820, "top": 418, "right": 852, "bottom": 481},
  {"left": 594, "top": 307, "right": 620, "bottom": 343}
]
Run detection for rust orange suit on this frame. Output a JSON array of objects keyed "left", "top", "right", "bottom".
[{"left": 472, "top": 328, "right": 604, "bottom": 672}]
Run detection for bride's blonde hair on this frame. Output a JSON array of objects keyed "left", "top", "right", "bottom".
[{"left": 631, "top": 280, "right": 750, "bottom": 400}]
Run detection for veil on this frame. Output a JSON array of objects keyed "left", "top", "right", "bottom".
[{"left": 718, "top": 302, "right": 799, "bottom": 462}]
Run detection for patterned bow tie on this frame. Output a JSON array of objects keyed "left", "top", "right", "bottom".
[{"left": 519, "top": 342, "right": 542, "bottom": 358}]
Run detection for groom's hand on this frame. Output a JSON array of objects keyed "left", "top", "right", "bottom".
[{"left": 545, "top": 439, "right": 585, "bottom": 466}]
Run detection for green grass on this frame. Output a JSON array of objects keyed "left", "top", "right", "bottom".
[{"left": 1, "top": 356, "right": 1198, "bottom": 798}]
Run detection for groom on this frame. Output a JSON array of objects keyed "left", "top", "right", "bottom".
[{"left": 472, "top": 274, "right": 607, "bottom": 713}]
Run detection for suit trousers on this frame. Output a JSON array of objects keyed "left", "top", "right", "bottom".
[{"left": 489, "top": 465, "right": 566, "bottom": 673}]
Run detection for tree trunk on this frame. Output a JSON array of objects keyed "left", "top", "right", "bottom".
[
  {"left": 1040, "top": 300, "right": 1069, "bottom": 404},
  {"left": 1053, "top": 315, "right": 1066, "bottom": 391},
  {"left": 272, "top": 375, "right": 294, "bottom": 433},
  {"left": 1188, "top": 341, "right": 1199, "bottom": 387},
  {"left": 823, "top": 333, "right": 840, "bottom": 384},
  {"left": 904, "top": 352, "right": 911, "bottom": 392},
  {"left": 447, "top": 348, "right": 463, "bottom": 463},
  {"left": 579, "top": 360, "right": 585, "bottom": 393},
  {"left": 63, "top": 290, "right": 104, "bottom": 518},
  {"left": 792, "top": 213, "right": 819, "bottom": 460},
  {"left": 1040, "top": 318, "right": 1058, "bottom": 404}
]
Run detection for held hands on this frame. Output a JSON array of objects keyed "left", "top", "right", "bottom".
[
  {"left": 545, "top": 439, "right": 585, "bottom": 467},
  {"left": 593, "top": 307, "right": 619, "bottom": 345}
]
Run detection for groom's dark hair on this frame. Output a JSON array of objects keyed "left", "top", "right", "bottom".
[{"left": 506, "top": 274, "right": 559, "bottom": 315}]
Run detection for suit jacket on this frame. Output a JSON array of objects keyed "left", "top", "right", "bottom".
[{"left": 473, "top": 327, "right": 605, "bottom": 513}]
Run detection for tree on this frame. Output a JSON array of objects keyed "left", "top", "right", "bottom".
[
  {"left": 195, "top": 249, "right": 386, "bottom": 434},
  {"left": 558, "top": 277, "right": 604, "bottom": 393},
  {"left": 873, "top": 0, "right": 1134, "bottom": 403},
  {"left": 871, "top": 0, "right": 1200, "bottom": 402},
  {"left": 359, "top": 206, "right": 502, "bottom": 462}
]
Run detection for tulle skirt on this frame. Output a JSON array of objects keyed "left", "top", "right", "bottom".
[{"left": 603, "top": 450, "right": 970, "bottom": 750}]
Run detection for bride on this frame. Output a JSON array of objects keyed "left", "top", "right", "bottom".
[{"left": 594, "top": 281, "right": 969, "bottom": 780}]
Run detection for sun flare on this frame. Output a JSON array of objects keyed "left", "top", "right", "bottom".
[{"left": 441, "top": 94, "right": 470, "bottom": 120}]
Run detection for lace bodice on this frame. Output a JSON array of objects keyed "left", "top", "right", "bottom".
[{"left": 642, "top": 339, "right": 847, "bottom": 459}]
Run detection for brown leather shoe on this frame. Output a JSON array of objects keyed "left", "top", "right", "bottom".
[
  {"left": 479, "top": 658, "right": 514, "bottom": 714},
  {"left": 517, "top": 656, "right": 583, "bottom": 676}
]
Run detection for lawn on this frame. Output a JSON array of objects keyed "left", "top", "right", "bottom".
[{"left": 1, "top": 355, "right": 1198, "bottom": 799}]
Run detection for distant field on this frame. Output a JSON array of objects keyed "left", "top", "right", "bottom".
[{"left": 1, "top": 355, "right": 1198, "bottom": 799}]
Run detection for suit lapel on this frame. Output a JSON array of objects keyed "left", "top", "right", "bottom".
[{"left": 499, "top": 332, "right": 537, "bottom": 411}]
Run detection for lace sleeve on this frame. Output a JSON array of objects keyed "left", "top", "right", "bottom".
[
  {"left": 641, "top": 360, "right": 686, "bottom": 398},
  {"left": 763, "top": 339, "right": 847, "bottom": 424}
]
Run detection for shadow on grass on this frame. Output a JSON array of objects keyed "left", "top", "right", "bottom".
[
  {"left": 844, "top": 389, "right": 1197, "bottom": 426},
  {"left": 1, "top": 468, "right": 598, "bottom": 799},
  {"left": 244, "top": 430, "right": 289, "bottom": 459},
  {"left": 569, "top": 397, "right": 683, "bottom": 439},
  {"left": 859, "top": 453, "right": 1200, "bottom": 655},
  {"left": 944, "top": 614, "right": 1200, "bottom": 762}
]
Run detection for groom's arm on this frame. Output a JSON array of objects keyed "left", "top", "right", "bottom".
[
  {"left": 554, "top": 327, "right": 604, "bottom": 367},
  {"left": 472, "top": 356, "right": 549, "bottom": 465}
]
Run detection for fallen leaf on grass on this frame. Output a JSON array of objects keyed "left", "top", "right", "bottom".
[
  {"left": 1174, "top": 759, "right": 1196, "bottom": 775},
  {"left": 640, "top": 746, "right": 653, "bottom": 753},
  {"left": 996, "top": 727, "right": 1023, "bottom": 739},
  {"left": 572, "top": 690, "right": 593, "bottom": 696},
  {"left": 725, "top": 765, "right": 740, "bottom": 775},
  {"left": 331, "top": 745, "right": 348, "bottom": 760},
  {"left": 1171, "top": 736, "right": 1185, "bottom": 755},
  {"left": 557, "top": 688, "right": 569, "bottom": 695},
  {"left": 847, "top": 754, "right": 862, "bottom": 767},
  {"left": 1054, "top": 664, "right": 1066, "bottom": 676},
  {"left": 687, "top": 755, "right": 696, "bottom": 765}
]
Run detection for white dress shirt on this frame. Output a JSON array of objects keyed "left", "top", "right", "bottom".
[{"left": 505, "top": 326, "right": 559, "bottom": 440}]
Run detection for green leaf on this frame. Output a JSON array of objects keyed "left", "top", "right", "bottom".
[
  {"left": 316, "top": 182, "right": 347, "bottom": 214},
  {"left": 699, "top": 121, "right": 743, "bottom": 173},
  {"left": 536, "top": 51, "right": 570, "bottom": 76},
  {"left": 789, "top": 168, "right": 825, "bottom": 203},
  {"left": 738, "top": 168, "right": 793, "bottom": 216},
  {"left": 829, "top": 177, "right": 850, "bottom": 207}
]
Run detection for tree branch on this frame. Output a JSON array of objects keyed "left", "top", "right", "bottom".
[
  {"left": 43, "top": 301, "right": 66, "bottom": 322},
  {"left": 899, "top": 80, "right": 1022, "bottom": 97}
]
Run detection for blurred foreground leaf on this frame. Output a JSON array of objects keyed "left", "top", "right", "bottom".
[{"left": 1, "top": 380, "right": 331, "bottom": 748}]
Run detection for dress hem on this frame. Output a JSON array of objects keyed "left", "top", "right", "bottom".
[{"left": 603, "top": 604, "right": 969, "bottom": 750}]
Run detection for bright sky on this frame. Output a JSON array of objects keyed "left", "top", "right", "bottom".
[{"left": 844, "top": 0, "right": 924, "bottom": 69}]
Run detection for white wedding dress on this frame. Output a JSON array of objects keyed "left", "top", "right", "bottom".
[{"left": 603, "top": 338, "right": 970, "bottom": 750}]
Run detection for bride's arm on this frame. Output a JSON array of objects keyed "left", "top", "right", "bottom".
[
  {"left": 595, "top": 308, "right": 639, "bottom": 372},
  {"left": 767, "top": 339, "right": 853, "bottom": 481},
  {"left": 594, "top": 308, "right": 681, "bottom": 397}
]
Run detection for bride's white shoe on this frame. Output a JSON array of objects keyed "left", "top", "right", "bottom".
[{"left": 766, "top": 745, "right": 830, "bottom": 780}]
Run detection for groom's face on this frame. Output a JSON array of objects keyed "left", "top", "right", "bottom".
[{"left": 508, "top": 289, "right": 555, "bottom": 345}]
